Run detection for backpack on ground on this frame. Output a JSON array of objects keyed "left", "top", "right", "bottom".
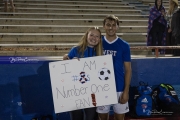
[
  {"left": 152, "top": 83, "right": 180, "bottom": 116},
  {"left": 129, "top": 81, "right": 157, "bottom": 118}
]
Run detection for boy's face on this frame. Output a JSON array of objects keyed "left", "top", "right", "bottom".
[{"left": 103, "top": 19, "right": 119, "bottom": 37}]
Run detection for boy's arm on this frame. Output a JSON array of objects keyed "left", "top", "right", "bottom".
[
  {"left": 124, "top": 62, "right": 131, "bottom": 93},
  {"left": 119, "top": 61, "right": 131, "bottom": 104}
]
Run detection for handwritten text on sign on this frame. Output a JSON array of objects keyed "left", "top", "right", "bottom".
[{"left": 49, "top": 55, "right": 117, "bottom": 113}]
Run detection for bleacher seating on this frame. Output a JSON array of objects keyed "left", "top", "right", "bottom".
[{"left": 0, "top": 0, "right": 175, "bottom": 58}]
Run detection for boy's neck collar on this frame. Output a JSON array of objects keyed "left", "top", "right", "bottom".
[{"left": 105, "top": 35, "right": 118, "bottom": 42}]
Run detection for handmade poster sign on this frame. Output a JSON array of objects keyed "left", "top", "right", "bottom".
[{"left": 49, "top": 55, "right": 117, "bottom": 113}]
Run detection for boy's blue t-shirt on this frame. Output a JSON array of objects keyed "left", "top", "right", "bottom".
[
  {"left": 102, "top": 36, "right": 131, "bottom": 92},
  {"left": 68, "top": 46, "right": 96, "bottom": 59}
]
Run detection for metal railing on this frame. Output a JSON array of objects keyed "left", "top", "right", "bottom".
[
  {"left": 131, "top": 46, "right": 180, "bottom": 57},
  {"left": 0, "top": 44, "right": 180, "bottom": 58}
]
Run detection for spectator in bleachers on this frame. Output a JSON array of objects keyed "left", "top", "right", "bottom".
[
  {"left": 166, "top": 0, "right": 179, "bottom": 54},
  {"left": 63, "top": 27, "right": 103, "bottom": 120},
  {"left": 3, "top": 0, "right": 15, "bottom": 12},
  {"left": 147, "top": 0, "right": 167, "bottom": 54},
  {"left": 171, "top": 6, "right": 180, "bottom": 56}
]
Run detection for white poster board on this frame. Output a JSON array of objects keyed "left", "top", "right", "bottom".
[{"left": 49, "top": 55, "right": 118, "bottom": 113}]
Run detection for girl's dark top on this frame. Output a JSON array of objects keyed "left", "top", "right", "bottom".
[{"left": 171, "top": 9, "right": 180, "bottom": 38}]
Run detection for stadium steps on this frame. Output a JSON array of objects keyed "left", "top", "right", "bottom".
[{"left": 0, "top": 0, "right": 155, "bottom": 57}]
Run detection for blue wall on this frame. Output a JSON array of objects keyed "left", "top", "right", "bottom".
[
  {"left": 131, "top": 58, "right": 180, "bottom": 86},
  {"left": 0, "top": 57, "right": 180, "bottom": 120}
]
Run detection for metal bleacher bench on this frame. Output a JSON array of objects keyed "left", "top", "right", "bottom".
[
  {"left": 0, "top": 32, "right": 147, "bottom": 46},
  {"left": 0, "top": 18, "right": 148, "bottom": 22},
  {"left": 3, "top": 0, "right": 125, "bottom": 4},
  {"left": 0, "top": 41, "right": 146, "bottom": 47},
  {"left": 140, "top": 0, "right": 169, "bottom": 3},
  {"left": 0, "top": 25, "right": 147, "bottom": 28},
  {"left": 1, "top": 1, "right": 128, "bottom": 6},
  {"left": 9, "top": 0, "right": 123, "bottom": 1},
  {"left": 14, "top": 0, "right": 123, "bottom": 2},
  {"left": 0, "top": 12, "right": 149, "bottom": 17},
  {"left": 0, "top": 7, "right": 141, "bottom": 12},
  {"left": 0, "top": 33, "right": 147, "bottom": 36},
  {"left": 0, "top": 3, "right": 130, "bottom": 7}
]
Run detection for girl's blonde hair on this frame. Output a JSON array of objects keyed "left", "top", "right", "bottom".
[
  {"left": 168, "top": 0, "right": 178, "bottom": 15},
  {"left": 77, "top": 27, "right": 103, "bottom": 57}
]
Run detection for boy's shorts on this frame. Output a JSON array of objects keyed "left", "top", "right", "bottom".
[{"left": 96, "top": 92, "right": 129, "bottom": 114}]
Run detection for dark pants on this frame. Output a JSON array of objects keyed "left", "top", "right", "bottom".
[
  {"left": 150, "top": 25, "right": 164, "bottom": 52},
  {"left": 166, "top": 30, "right": 173, "bottom": 54},
  {"left": 70, "top": 107, "right": 98, "bottom": 120}
]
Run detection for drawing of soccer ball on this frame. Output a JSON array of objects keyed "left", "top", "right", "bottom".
[{"left": 98, "top": 68, "right": 111, "bottom": 80}]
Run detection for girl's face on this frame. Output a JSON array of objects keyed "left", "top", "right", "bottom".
[
  {"left": 157, "top": 0, "right": 162, "bottom": 6},
  {"left": 87, "top": 29, "right": 101, "bottom": 47}
]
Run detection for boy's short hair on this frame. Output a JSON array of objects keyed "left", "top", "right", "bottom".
[{"left": 103, "top": 15, "right": 120, "bottom": 26}]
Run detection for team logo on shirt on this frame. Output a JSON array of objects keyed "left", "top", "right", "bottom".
[{"left": 103, "top": 50, "right": 117, "bottom": 56}]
